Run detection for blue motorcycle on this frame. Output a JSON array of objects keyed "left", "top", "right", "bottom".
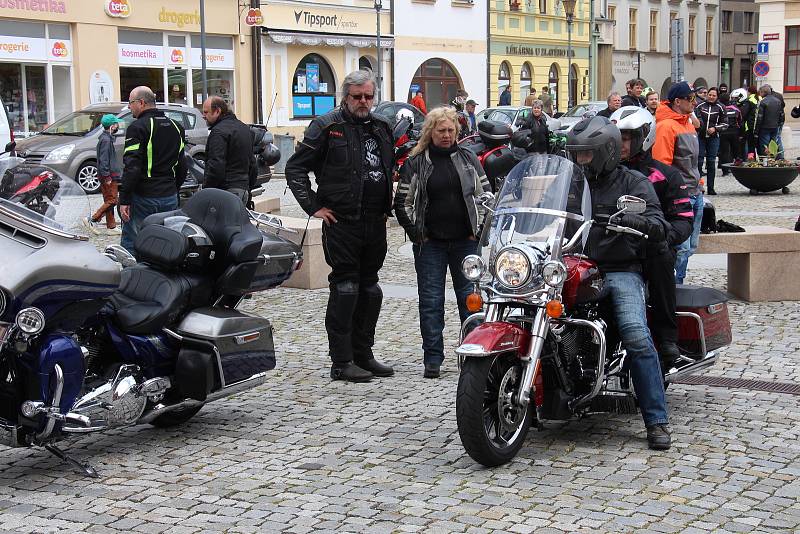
[{"left": 0, "top": 160, "right": 301, "bottom": 476}]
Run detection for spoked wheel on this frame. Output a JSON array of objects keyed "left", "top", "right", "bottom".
[{"left": 456, "top": 354, "right": 534, "bottom": 467}]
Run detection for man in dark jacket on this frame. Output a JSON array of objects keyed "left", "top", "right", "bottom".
[
  {"left": 612, "top": 106, "right": 693, "bottom": 371},
  {"left": 694, "top": 87, "right": 726, "bottom": 194},
  {"left": 755, "top": 85, "right": 785, "bottom": 158},
  {"left": 567, "top": 115, "right": 672, "bottom": 451},
  {"left": 119, "top": 86, "right": 187, "bottom": 254},
  {"left": 286, "top": 70, "right": 395, "bottom": 383},
  {"left": 499, "top": 85, "right": 511, "bottom": 106},
  {"left": 86, "top": 114, "right": 123, "bottom": 234},
  {"left": 597, "top": 92, "right": 622, "bottom": 118},
  {"left": 202, "top": 96, "right": 257, "bottom": 203},
  {"left": 621, "top": 78, "right": 647, "bottom": 108}
]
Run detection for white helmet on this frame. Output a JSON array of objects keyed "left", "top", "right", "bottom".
[
  {"left": 609, "top": 106, "right": 656, "bottom": 158},
  {"left": 730, "top": 88, "right": 748, "bottom": 104},
  {"left": 395, "top": 108, "right": 414, "bottom": 123}
]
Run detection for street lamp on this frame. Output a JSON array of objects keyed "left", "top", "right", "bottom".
[
  {"left": 562, "top": 0, "right": 577, "bottom": 109},
  {"left": 374, "top": 0, "right": 382, "bottom": 102}
]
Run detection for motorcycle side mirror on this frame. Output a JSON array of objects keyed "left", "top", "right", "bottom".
[
  {"left": 616, "top": 195, "right": 646, "bottom": 214},
  {"left": 103, "top": 244, "right": 137, "bottom": 267}
]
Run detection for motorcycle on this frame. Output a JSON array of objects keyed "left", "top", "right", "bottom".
[
  {"left": 392, "top": 115, "right": 419, "bottom": 178},
  {"left": 459, "top": 120, "right": 519, "bottom": 192},
  {"left": 0, "top": 156, "right": 61, "bottom": 216},
  {"left": 0, "top": 159, "right": 302, "bottom": 476},
  {"left": 455, "top": 154, "right": 732, "bottom": 466}
]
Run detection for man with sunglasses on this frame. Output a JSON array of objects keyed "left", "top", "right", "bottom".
[
  {"left": 286, "top": 70, "right": 395, "bottom": 383},
  {"left": 653, "top": 81, "right": 703, "bottom": 284}
]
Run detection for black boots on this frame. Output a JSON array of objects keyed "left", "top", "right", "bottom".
[
  {"left": 424, "top": 363, "right": 441, "bottom": 379},
  {"left": 646, "top": 424, "right": 672, "bottom": 450},
  {"left": 659, "top": 341, "right": 681, "bottom": 374},
  {"left": 330, "top": 362, "right": 374, "bottom": 382}
]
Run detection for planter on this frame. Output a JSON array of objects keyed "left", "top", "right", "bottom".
[{"left": 721, "top": 164, "right": 799, "bottom": 194}]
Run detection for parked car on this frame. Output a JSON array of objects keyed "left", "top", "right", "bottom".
[
  {"left": 372, "top": 101, "right": 425, "bottom": 131},
  {"left": 13, "top": 103, "right": 208, "bottom": 194},
  {"left": 553, "top": 101, "right": 607, "bottom": 132},
  {"left": 475, "top": 106, "right": 561, "bottom": 133}
]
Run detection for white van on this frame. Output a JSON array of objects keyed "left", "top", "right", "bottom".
[{"left": 0, "top": 95, "right": 12, "bottom": 152}]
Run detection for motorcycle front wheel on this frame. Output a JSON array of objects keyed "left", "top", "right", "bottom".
[{"left": 456, "top": 354, "right": 534, "bottom": 467}]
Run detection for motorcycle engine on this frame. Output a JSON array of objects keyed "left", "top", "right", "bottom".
[{"left": 557, "top": 327, "right": 598, "bottom": 392}]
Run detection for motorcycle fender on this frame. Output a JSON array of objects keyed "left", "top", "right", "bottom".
[{"left": 455, "top": 322, "right": 530, "bottom": 358}]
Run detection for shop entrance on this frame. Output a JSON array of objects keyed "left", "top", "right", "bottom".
[
  {"left": 120, "top": 67, "right": 165, "bottom": 102},
  {"left": 410, "top": 58, "right": 462, "bottom": 109},
  {"left": 0, "top": 63, "right": 48, "bottom": 135},
  {"left": 548, "top": 63, "right": 560, "bottom": 113}
]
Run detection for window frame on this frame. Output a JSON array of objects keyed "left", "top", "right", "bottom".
[
  {"left": 722, "top": 11, "right": 732, "bottom": 32},
  {"left": 607, "top": 5, "right": 617, "bottom": 46},
  {"left": 649, "top": 10, "right": 658, "bottom": 52},
  {"left": 706, "top": 16, "right": 714, "bottom": 54},
  {"left": 629, "top": 8, "right": 638, "bottom": 51},
  {"left": 688, "top": 14, "right": 696, "bottom": 54},
  {"left": 743, "top": 12, "right": 754, "bottom": 34},
  {"left": 786, "top": 26, "right": 800, "bottom": 93},
  {"left": 539, "top": 0, "right": 547, "bottom": 15}
]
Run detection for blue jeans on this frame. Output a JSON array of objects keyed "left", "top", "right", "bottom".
[
  {"left": 757, "top": 128, "right": 780, "bottom": 157},
  {"left": 698, "top": 136, "right": 720, "bottom": 190},
  {"left": 120, "top": 193, "right": 178, "bottom": 255},
  {"left": 675, "top": 194, "right": 704, "bottom": 284},
  {"left": 602, "top": 272, "right": 669, "bottom": 427},
  {"left": 413, "top": 238, "right": 477, "bottom": 366}
]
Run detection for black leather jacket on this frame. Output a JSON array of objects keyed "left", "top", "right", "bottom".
[
  {"left": 755, "top": 94, "right": 785, "bottom": 132},
  {"left": 522, "top": 114, "right": 549, "bottom": 153},
  {"left": 204, "top": 113, "right": 257, "bottom": 192},
  {"left": 586, "top": 166, "right": 668, "bottom": 273},
  {"left": 285, "top": 107, "right": 394, "bottom": 218}
]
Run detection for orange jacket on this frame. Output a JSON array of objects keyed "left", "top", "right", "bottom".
[
  {"left": 653, "top": 102, "right": 702, "bottom": 195},
  {"left": 411, "top": 95, "right": 427, "bottom": 115}
]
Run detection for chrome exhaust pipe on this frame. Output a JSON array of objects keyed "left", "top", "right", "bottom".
[
  {"left": 137, "top": 372, "right": 268, "bottom": 425},
  {"left": 664, "top": 351, "right": 718, "bottom": 384}
]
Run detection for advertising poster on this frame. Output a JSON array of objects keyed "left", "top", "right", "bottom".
[
  {"left": 293, "top": 96, "right": 313, "bottom": 117},
  {"left": 297, "top": 75, "right": 306, "bottom": 93},
  {"left": 89, "top": 70, "right": 114, "bottom": 104},
  {"left": 306, "top": 63, "right": 320, "bottom": 93}
]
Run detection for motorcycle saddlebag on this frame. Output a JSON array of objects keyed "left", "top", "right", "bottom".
[
  {"left": 478, "top": 120, "right": 513, "bottom": 148},
  {"left": 245, "top": 230, "right": 301, "bottom": 293},
  {"left": 175, "top": 307, "right": 276, "bottom": 386},
  {"left": 675, "top": 285, "right": 732, "bottom": 356}
]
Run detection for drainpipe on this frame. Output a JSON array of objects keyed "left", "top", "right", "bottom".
[{"left": 252, "top": 0, "right": 263, "bottom": 123}]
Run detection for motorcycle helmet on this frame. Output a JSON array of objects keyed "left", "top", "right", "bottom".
[
  {"left": 565, "top": 116, "right": 621, "bottom": 180},
  {"left": 730, "top": 88, "right": 748, "bottom": 104},
  {"left": 259, "top": 143, "right": 281, "bottom": 167},
  {"left": 792, "top": 105, "right": 800, "bottom": 119},
  {"left": 609, "top": 106, "right": 656, "bottom": 160}
]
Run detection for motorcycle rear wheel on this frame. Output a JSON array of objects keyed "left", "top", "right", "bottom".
[
  {"left": 456, "top": 354, "right": 534, "bottom": 467},
  {"left": 149, "top": 405, "right": 203, "bottom": 428}
]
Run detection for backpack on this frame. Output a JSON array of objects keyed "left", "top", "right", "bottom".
[{"left": 723, "top": 105, "right": 741, "bottom": 133}]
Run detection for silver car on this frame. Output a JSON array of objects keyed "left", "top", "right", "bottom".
[
  {"left": 553, "top": 101, "right": 608, "bottom": 132},
  {"left": 14, "top": 103, "right": 208, "bottom": 193},
  {"left": 475, "top": 106, "right": 561, "bottom": 132}
]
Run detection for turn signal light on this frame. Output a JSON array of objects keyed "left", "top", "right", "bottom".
[
  {"left": 545, "top": 299, "right": 563, "bottom": 318},
  {"left": 466, "top": 292, "right": 483, "bottom": 313}
]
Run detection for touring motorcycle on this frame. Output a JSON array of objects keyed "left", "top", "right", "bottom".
[
  {"left": 455, "top": 154, "right": 732, "bottom": 466},
  {"left": 0, "top": 160, "right": 302, "bottom": 476}
]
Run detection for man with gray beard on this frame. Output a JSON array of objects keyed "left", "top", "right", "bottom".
[{"left": 286, "top": 70, "right": 395, "bottom": 383}]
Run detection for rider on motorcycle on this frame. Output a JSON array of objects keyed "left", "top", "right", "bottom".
[
  {"left": 566, "top": 116, "right": 673, "bottom": 451},
  {"left": 611, "top": 106, "right": 694, "bottom": 371}
]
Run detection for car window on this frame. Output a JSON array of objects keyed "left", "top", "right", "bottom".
[
  {"left": 115, "top": 113, "right": 135, "bottom": 134},
  {"left": 41, "top": 111, "right": 105, "bottom": 135},
  {"left": 164, "top": 110, "right": 187, "bottom": 129},
  {"left": 486, "top": 110, "right": 515, "bottom": 124},
  {"left": 182, "top": 112, "right": 197, "bottom": 129}
]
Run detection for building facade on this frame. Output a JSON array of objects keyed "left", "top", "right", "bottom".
[
  {"left": 0, "top": 0, "right": 254, "bottom": 136},
  {"left": 756, "top": 0, "right": 800, "bottom": 110},
  {"left": 608, "top": 0, "right": 720, "bottom": 98},
  {"left": 720, "top": 0, "right": 758, "bottom": 90},
  {"left": 489, "top": 0, "right": 591, "bottom": 113},
  {"left": 259, "top": 0, "right": 392, "bottom": 137},
  {"left": 392, "top": 0, "right": 487, "bottom": 112}
]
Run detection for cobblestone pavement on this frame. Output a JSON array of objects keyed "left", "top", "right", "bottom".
[{"left": 0, "top": 161, "right": 798, "bottom": 533}]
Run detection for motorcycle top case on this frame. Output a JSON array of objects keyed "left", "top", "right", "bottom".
[
  {"left": 175, "top": 307, "right": 276, "bottom": 386},
  {"left": 248, "top": 230, "right": 301, "bottom": 292},
  {"left": 675, "top": 285, "right": 732, "bottom": 355}
]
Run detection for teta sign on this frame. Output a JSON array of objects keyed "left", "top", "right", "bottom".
[
  {"left": 245, "top": 7, "right": 263, "bottom": 26},
  {"left": 105, "top": 0, "right": 131, "bottom": 18}
]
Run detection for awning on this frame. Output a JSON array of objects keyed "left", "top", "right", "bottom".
[{"left": 266, "top": 30, "right": 394, "bottom": 49}]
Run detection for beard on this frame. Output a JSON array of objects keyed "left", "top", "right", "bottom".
[{"left": 350, "top": 105, "right": 370, "bottom": 120}]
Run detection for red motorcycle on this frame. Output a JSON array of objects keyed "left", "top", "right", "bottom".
[
  {"left": 459, "top": 121, "right": 521, "bottom": 192},
  {"left": 0, "top": 156, "right": 61, "bottom": 216},
  {"left": 455, "top": 154, "right": 732, "bottom": 466}
]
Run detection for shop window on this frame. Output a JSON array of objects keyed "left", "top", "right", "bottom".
[
  {"left": 52, "top": 65, "right": 72, "bottom": 122},
  {"left": 190, "top": 35, "right": 234, "bottom": 50},
  {"left": 0, "top": 20, "right": 44, "bottom": 38},
  {"left": 786, "top": 26, "right": 800, "bottom": 92},
  {"left": 168, "top": 69, "right": 188, "bottom": 105},
  {"left": 292, "top": 54, "right": 336, "bottom": 119},
  {"left": 120, "top": 67, "right": 165, "bottom": 102},
  {"left": 548, "top": 63, "right": 560, "bottom": 113},
  {"left": 119, "top": 29, "right": 162, "bottom": 46},
  {"left": 520, "top": 62, "right": 532, "bottom": 102},
  {"left": 192, "top": 69, "right": 234, "bottom": 111}
]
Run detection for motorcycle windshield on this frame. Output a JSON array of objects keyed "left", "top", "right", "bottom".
[
  {"left": 482, "top": 154, "right": 591, "bottom": 267},
  {"left": 0, "top": 157, "right": 91, "bottom": 240}
]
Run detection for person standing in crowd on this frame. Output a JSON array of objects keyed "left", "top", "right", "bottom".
[
  {"left": 622, "top": 79, "right": 647, "bottom": 107},
  {"left": 612, "top": 106, "right": 693, "bottom": 372},
  {"left": 84, "top": 114, "right": 123, "bottom": 235},
  {"left": 540, "top": 86, "right": 553, "bottom": 115},
  {"left": 743, "top": 86, "right": 760, "bottom": 157},
  {"left": 521, "top": 99, "right": 550, "bottom": 153},
  {"left": 499, "top": 85, "right": 512, "bottom": 106},
  {"left": 119, "top": 86, "right": 187, "bottom": 254},
  {"left": 394, "top": 107, "right": 491, "bottom": 379},
  {"left": 460, "top": 99, "right": 479, "bottom": 139},
  {"left": 524, "top": 88, "right": 537, "bottom": 107},
  {"left": 645, "top": 90, "right": 659, "bottom": 116},
  {"left": 754, "top": 84, "right": 785, "bottom": 158},
  {"left": 694, "top": 86, "right": 708, "bottom": 104},
  {"left": 597, "top": 91, "right": 623, "bottom": 118},
  {"left": 411, "top": 89, "right": 427, "bottom": 115},
  {"left": 201, "top": 96, "right": 257, "bottom": 204},
  {"left": 718, "top": 83, "right": 729, "bottom": 96},
  {"left": 717, "top": 92, "right": 743, "bottom": 175},
  {"left": 694, "top": 87, "right": 725, "bottom": 195},
  {"left": 653, "top": 81, "right": 703, "bottom": 285},
  {"left": 286, "top": 70, "right": 395, "bottom": 383}
]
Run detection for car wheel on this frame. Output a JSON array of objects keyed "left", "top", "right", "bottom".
[{"left": 76, "top": 161, "right": 101, "bottom": 194}]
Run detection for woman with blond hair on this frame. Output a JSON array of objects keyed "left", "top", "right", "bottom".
[{"left": 394, "top": 107, "right": 492, "bottom": 378}]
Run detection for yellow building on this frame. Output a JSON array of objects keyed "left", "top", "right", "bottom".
[{"left": 489, "top": 0, "right": 590, "bottom": 113}]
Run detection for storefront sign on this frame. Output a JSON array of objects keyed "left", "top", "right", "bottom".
[
  {"left": 0, "top": 0, "right": 66, "bottom": 14},
  {"left": 263, "top": 2, "right": 389, "bottom": 36},
  {"left": 105, "top": 0, "right": 131, "bottom": 18},
  {"left": 762, "top": 33, "right": 780, "bottom": 41},
  {"left": 190, "top": 47, "right": 234, "bottom": 69},
  {"left": 169, "top": 47, "right": 185, "bottom": 65},
  {"left": 0, "top": 36, "right": 45, "bottom": 61},
  {"left": 50, "top": 40, "right": 69, "bottom": 60},
  {"left": 490, "top": 41, "right": 588, "bottom": 60},
  {"left": 89, "top": 70, "right": 114, "bottom": 104},
  {"left": 245, "top": 7, "right": 263, "bottom": 26},
  {"left": 506, "top": 45, "right": 574, "bottom": 58},
  {"left": 159, "top": 6, "right": 200, "bottom": 28},
  {"left": 118, "top": 43, "right": 164, "bottom": 66}
]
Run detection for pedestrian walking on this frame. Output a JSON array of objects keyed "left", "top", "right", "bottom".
[
  {"left": 695, "top": 87, "right": 726, "bottom": 195},
  {"left": 84, "top": 114, "right": 123, "bottom": 235},
  {"left": 118, "top": 86, "right": 187, "bottom": 255},
  {"left": 754, "top": 85, "right": 785, "bottom": 158},
  {"left": 597, "top": 91, "right": 622, "bottom": 118},
  {"left": 411, "top": 89, "right": 427, "bottom": 115},
  {"left": 523, "top": 88, "right": 537, "bottom": 107},
  {"left": 394, "top": 106, "right": 491, "bottom": 379},
  {"left": 285, "top": 69, "right": 395, "bottom": 383},
  {"left": 652, "top": 81, "right": 703, "bottom": 284},
  {"left": 460, "top": 99, "right": 479, "bottom": 139},
  {"left": 201, "top": 96, "right": 257, "bottom": 204},
  {"left": 499, "top": 86, "right": 511, "bottom": 106},
  {"left": 540, "top": 86, "right": 553, "bottom": 115}
]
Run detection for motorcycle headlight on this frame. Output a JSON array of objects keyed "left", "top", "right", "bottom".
[
  {"left": 542, "top": 261, "right": 567, "bottom": 287},
  {"left": 495, "top": 247, "right": 531, "bottom": 289},
  {"left": 43, "top": 144, "right": 75, "bottom": 162},
  {"left": 15, "top": 307, "right": 45, "bottom": 335},
  {"left": 461, "top": 255, "right": 485, "bottom": 282}
]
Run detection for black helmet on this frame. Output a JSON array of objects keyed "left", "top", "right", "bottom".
[
  {"left": 565, "top": 115, "right": 621, "bottom": 180},
  {"left": 792, "top": 105, "right": 800, "bottom": 119}
]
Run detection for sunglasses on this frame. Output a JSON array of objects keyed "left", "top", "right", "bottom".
[
  {"left": 679, "top": 95, "right": 696, "bottom": 103},
  {"left": 348, "top": 93, "right": 375, "bottom": 102}
]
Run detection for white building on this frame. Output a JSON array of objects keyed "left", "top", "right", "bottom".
[
  {"left": 756, "top": 0, "right": 800, "bottom": 110},
  {"left": 392, "top": 0, "right": 487, "bottom": 111},
  {"left": 606, "top": 0, "right": 721, "bottom": 97}
]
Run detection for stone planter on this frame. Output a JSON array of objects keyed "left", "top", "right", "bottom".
[{"left": 721, "top": 164, "right": 799, "bottom": 194}]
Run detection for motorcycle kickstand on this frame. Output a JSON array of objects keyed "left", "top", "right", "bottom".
[{"left": 44, "top": 444, "right": 99, "bottom": 479}]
